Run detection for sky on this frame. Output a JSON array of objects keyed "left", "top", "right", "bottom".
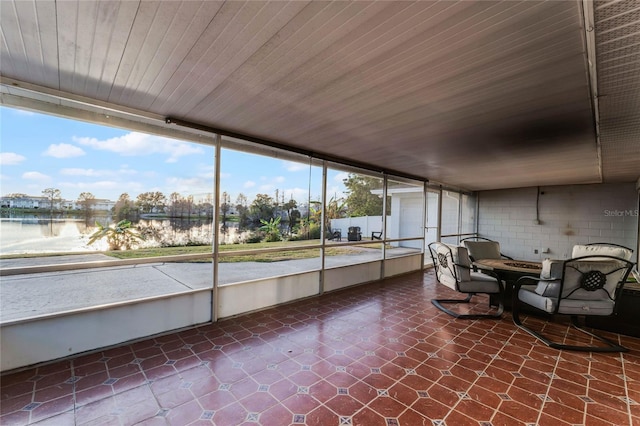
[{"left": 0, "top": 106, "right": 349, "bottom": 205}]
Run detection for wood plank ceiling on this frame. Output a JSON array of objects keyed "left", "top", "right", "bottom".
[{"left": 1, "top": 0, "right": 638, "bottom": 191}]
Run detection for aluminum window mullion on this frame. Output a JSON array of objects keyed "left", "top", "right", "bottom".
[{"left": 212, "top": 134, "right": 222, "bottom": 323}]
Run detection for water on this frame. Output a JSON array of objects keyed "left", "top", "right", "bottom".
[
  {"left": 0, "top": 215, "right": 216, "bottom": 255},
  {"left": 0, "top": 217, "right": 94, "bottom": 254}
]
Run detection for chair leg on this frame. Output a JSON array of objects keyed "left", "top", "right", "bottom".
[
  {"left": 512, "top": 307, "right": 628, "bottom": 352},
  {"left": 432, "top": 293, "right": 504, "bottom": 319},
  {"left": 512, "top": 301, "right": 557, "bottom": 347},
  {"left": 559, "top": 316, "right": 629, "bottom": 353}
]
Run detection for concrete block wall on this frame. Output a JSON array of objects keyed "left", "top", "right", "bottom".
[{"left": 478, "top": 183, "right": 638, "bottom": 262}]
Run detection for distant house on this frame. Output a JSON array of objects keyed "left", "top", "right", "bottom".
[
  {"left": 68, "top": 198, "right": 116, "bottom": 212},
  {"left": 1, "top": 194, "right": 50, "bottom": 209},
  {"left": 331, "top": 186, "right": 424, "bottom": 250},
  {"left": 0, "top": 194, "right": 115, "bottom": 211}
]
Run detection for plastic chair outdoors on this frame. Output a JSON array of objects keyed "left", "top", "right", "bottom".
[
  {"left": 328, "top": 228, "right": 342, "bottom": 241},
  {"left": 428, "top": 242, "right": 505, "bottom": 319},
  {"left": 347, "top": 226, "right": 362, "bottom": 241},
  {"left": 512, "top": 248, "right": 635, "bottom": 352}
]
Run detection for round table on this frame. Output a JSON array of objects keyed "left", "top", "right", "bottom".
[
  {"left": 473, "top": 258, "right": 542, "bottom": 275},
  {"left": 473, "top": 258, "right": 542, "bottom": 310}
]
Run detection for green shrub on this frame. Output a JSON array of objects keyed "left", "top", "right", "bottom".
[{"left": 245, "top": 232, "right": 263, "bottom": 244}]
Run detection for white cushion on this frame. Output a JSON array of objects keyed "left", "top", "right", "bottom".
[
  {"left": 571, "top": 244, "right": 633, "bottom": 261},
  {"left": 535, "top": 259, "right": 563, "bottom": 296},
  {"left": 462, "top": 241, "right": 501, "bottom": 260},
  {"left": 451, "top": 245, "right": 472, "bottom": 282},
  {"left": 431, "top": 242, "right": 471, "bottom": 289},
  {"left": 431, "top": 243, "right": 457, "bottom": 290},
  {"left": 561, "top": 259, "right": 627, "bottom": 300},
  {"left": 459, "top": 274, "right": 501, "bottom": 294},
  {"left": 540, "top": 259, "right": 563, "bottom": 279},
  {"left": 557, "top": 299, "right": 615, "bottom": 316},
  {"left": 518, "top": 287, "right": 557, "bottom": 313},
  {"left": 430, "top": 243, "right": 479, "bottom": 289},
  {"left": 520, "top": 286, "right": 615, "bottom": 315},
  {"left": 534, "top": 280, "right": 561, "bottom": 297}
]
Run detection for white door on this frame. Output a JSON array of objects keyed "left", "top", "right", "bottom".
[{"left": 399, "top": 197, "right": 423, "bottom": 250}]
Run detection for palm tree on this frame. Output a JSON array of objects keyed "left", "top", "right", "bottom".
[
  {"left": 88, "top": 220, "right": 145, "bottom": 250},
  {"left": 259, "top": 217, "right": 282, "bottom": 242}
]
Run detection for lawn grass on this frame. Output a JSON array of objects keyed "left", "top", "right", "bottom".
[
  {"left": 107, "top": 243, "right": 370, "bottom": 262},
  {"left": 1, "top": 240, "right": 381, "bottom": 263}
]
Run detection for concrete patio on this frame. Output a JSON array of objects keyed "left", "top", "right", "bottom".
[{"left": 0, "top": 248, "right": 419, "bottom": 322}]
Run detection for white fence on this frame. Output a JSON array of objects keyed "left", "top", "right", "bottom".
[{"left": 330, "top": 216, "right": 383, "bottom": 240}]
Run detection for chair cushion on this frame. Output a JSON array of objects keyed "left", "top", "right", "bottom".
[
  {"left": 430, "top": 242, "right": 491, "bottom": 291},
  {"left": 557, "top": 299, "right": 615, "bottom": 316},
  {"left": 518, "top": 287, "right": 556, "bottom": 313},
  {"left": 451, "top": 245, "right": 471, "bottom": 282},
  {"left": 540, "top": 259, "right": 563, "bottom": 279},
  {"left": 533, "top": 259, "right": 563, "bottom": 297},
  {"left": 462, "top": 241, "right": 501, "bottom": 260},
  {"left": 453, "top": 245, "right": 472, "bottom": 267},
  {"left": 430, "top": 242, "right": 472, "bottom": 289},
  {"left": 518, "top": 288, "right": 615, "bottom": 315},
  {"left": 534, "top": 279, "right": 561, "bottom": 297},
  {"left": 562, "top": 259, "right": 628, "bottom": 300},
  {"left": 571, "top": 244, "right": 633, "bottom": 261},
  {"left": 458, "top": 272, "right": 501, "bottom": 293},
  {"left": 430, "top": 243, "right": 457, "bottom": 290}
]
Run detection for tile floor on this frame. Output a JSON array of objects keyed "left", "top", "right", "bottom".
[{"left": 2, "top": 270, "right": 640, "bottom": 425}]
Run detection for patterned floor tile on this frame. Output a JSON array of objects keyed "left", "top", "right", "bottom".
[{"left": 2, "top": 271, "right": 640, "bottom": 425}]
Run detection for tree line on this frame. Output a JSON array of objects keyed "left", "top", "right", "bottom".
[{"left": 11, "top": 174, "right": 387, "bottom": 243}]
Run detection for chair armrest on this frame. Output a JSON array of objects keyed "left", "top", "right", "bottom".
[
  {"left": 457, "top": 262, "right": 482, "bottom": 274},
  {"left": 455, "top": 262, "right": 472, "bottom": 270},
  {"left": 464, "top": 263, "right": 501, "bottom": 281},
  {"left": 514, "top": 275, "right": 546, "bottom": 290},
  {"left": 474, "top": 265, "right": 496, "bottom": 276},
  {"left": 470, "top": 262, "right": 495, "bottom": 275},
  {"left": 479, "top": 269, "right": 501, "bottom": 281}
]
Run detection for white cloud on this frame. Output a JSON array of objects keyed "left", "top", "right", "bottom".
[
  {"left": 198, "top": 165, "right": 216, "bottom": 179},
  {"left": 60, "top": 168, "right": 104, "bottom": 177},
  {"left": 58, "top": 180, "right": 144, "bottom": 200},
  {"left": 0, "top": 152, "right": 26, "bottom": 165},
  {"left": 283, "top": 187, "right": 309, "bottom": 201},
  {"left": 283, "top": 161, "right": 308, "bottom": 172},
  {"left": 59, "top": 167, "right": 137, "bottom": 177},
  {"left": 333, "top": 172, "right": 349, "bottom": 183},
  {"left": 257, "top": 176, "right": 284, "bottom": 186},
  {"left": 244, "top": 180, "right": 256, "bottom": 188},
  {"left": 60, "top": 180, "right": 120, "bottom": 191},
  {"left": 22, "top": 171, "right": 51, "bottom": 181},
  {"left": 43, "top": 143, "right": 86, "bottom": 158},
  {"left": 259, "top": 184, "right": 275, "bottom": 192},
  {"left": 164, "top": 177, "right": 212, "bottom": 195},
  {"left": 74, "top": 132, "right": 203, "bottom": 162},
  {"left": 326, "top": 185, "right": 346, "bottom": 200}
]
